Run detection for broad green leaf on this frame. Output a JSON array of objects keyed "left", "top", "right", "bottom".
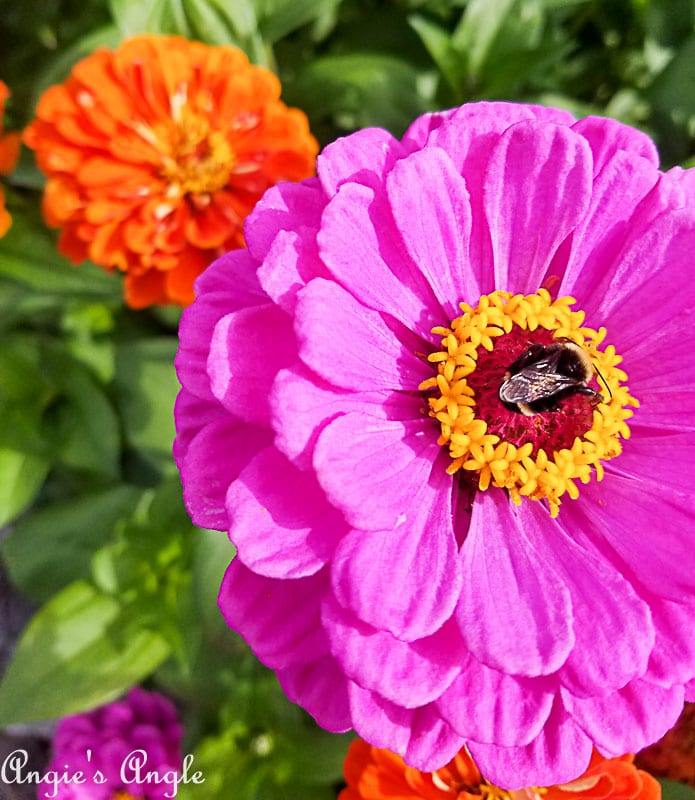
[
  {"left": 113, "top": 337, "right": 180, "bottom": 471},
  {"left": 660, "top": 780, "right": 695, "bottom": 800},
  {"left": 44, "top": 344, "right": 121, "bottom": 479},
  {"left": 90, "top": 479, "right": 197, "bottom": 660},
  {"left": 408, "top": 13, "right": 465, "bottom": 94},
  {"left": 293, "top": 53, "right": 432, "bottom": 135},
  {"left": 649, "top": 32, "right": 695, "bottom": 119},
  {"left": 256, "top": 0, "right": 341, "bottom": 43},
  {"left": 0, "top": 449, "right": 50, "bottom": 528},
  {"left": 0, "top": 213, "right": 121, "bottom": 299},
  {"left": 0, "top": 581, "right": 170, "bottom": 725},
  {"left": 181, "top": 0, "right": 266, "bottom": 60},
  {"left": 452, "top": 0, "right": 518, "bottom": 76},
  {"left": 0, "top": 335, "right": 54, "bottom": 456},
  {"left": 1, "top": 485, "right": 142, "bottom": 603},
  {"left": 181, "top": 0, "right": 241, "bottom": 45},
  {"left": 192, "top": 528, "right": 235, "bottom": 632},
  {"left": 109, "top": 0, "right": 191, "bottom": 37}
]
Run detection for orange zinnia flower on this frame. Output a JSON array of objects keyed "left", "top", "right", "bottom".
[
  {"left": 341, "top": 740, "right": 660, "bottom": 800},
  {"left": 636, "top": 701, "right": 695, "bottom": 787},
  {"left": 0, "top": 81, "right": 21, "bottom": 238},
  {"left": 23, "top": 35, "right": 318, "bottom": 308}
]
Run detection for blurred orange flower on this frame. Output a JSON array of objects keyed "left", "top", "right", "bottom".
[
  {"left": 0, "top": 81, "right": 21, "bottom": 238},
  {"left": 636, "top": 702, "right": 695, "bottom": 787},
  {"left": 23, "top": 35, "right": 318, "bottom": 308},
  {"left": 341, "top": 740, "right": 660, "bottom": 800}
]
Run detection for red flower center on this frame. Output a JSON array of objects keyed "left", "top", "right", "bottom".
[{"left": 467, "top": 326, "right": 598, "bottom": 454}]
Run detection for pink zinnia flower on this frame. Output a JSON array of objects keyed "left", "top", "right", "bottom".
[
  {"left": 174, "top": 102, "right": 695, "bottom": 789},
  {"left": 39, "top": 688, "right": 182, "bottom": 799}
]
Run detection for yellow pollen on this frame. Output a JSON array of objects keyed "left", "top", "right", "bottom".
[
  {"left": 156, "top": 103, "right": 235, "bottom": 195},
  {"left": 418, "top": 290, "right": 638, "bottom": 517}
]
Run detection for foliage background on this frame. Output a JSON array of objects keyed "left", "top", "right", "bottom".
[{"left": 1, "top": 0, "right": 695, "bottom": 798}]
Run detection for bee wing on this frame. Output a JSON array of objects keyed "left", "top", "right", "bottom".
[{"left": 499, "top": 370, "right": 581, "bottom": 403}]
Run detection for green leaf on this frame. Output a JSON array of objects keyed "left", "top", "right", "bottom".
[
  {"left": 660, "top": 780, "right": 695, "bottom": 800},
  {"left": 109, "top": 0, "right": 191, "bottom": 37},
  {"left": 0, "top": 335, "right": 54, "bottom": 456},
  {"left": 408, "top": 13, "right": 465, "bottom": 94},
  {"left": 30, "top": 25, "right": 123, "bottom": 100},
  {"left": 90, "top": 479, "right": 197, "bottom": 660},
  {"left": 451, "top": 0, "right": 519, "bottom": 76},
  {"left": 0, "top": 449, "right": 50, "bottom": 528},
  {"left": 113, "top": 337, "right": 180, "bottom": 471},
  {"left": 1, "top": 485, "right": 142, "bottom": 603},
  {"left": 0, "top": 581, "right": 170, "bottom": 725},
  {"left": 180, "top": 0, "right": 241, "bottom": 45},
  {"left": 649, "top": 32, "right": 695, "bottom": 119},
  {"left": 0, "top": 213, "right": 121, "bottom": 299},
  {"left": 293, "top": 53, "right": 432, "bottom": 135},
  {"left": 44, "top": 344, "right": 121, "bottom": 479},
  {"left": 256, "top": 0, "right": 341, "bottom": 42},
  {"left": 192, "top": 529, "right": 236, "bottom": 637}
]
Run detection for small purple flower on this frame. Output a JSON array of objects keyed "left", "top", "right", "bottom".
[
  {"left": 174, "top": 101, "right": 695, "bottom": 788},
  {"left": 39, "top": 688, "right": 182, "bottom": 799}
]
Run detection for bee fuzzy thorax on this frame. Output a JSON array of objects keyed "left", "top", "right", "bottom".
[
  {"left": 419, "top": 290, "right": 638, "bottom": 516},
  {"left": 499, "top": 340, "right": 601, "bottom": 417}
]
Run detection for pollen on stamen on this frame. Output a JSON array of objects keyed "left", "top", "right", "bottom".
[{"left": 419, "top": 290, "right": 639, "bottom": 516}]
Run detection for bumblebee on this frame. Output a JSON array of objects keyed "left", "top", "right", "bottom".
[{"left": 498, "top": 340, "right": 605, "bottom": 416}]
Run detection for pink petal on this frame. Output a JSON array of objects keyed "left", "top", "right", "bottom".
[
  {"left": 208, "top": 302, "right": 297, "bottom": 425},
  {"left": 456, "top": 492, "right": 574, "bottom": 677},
  {"left": 192, "top": 247, "right": 262, "bottom": 299},
  {"left": 438, "top": 660, "right": 554, "bottom": 747},
  {"left": 218, "top": 559, "right": 329, "bottom": 669},
  {"left": 314, "top": 411, "right": 444, "bottom": 531},
  {"left": 562, "top": 473, "right": 695, "bottom": 600},
  {"left": 468, "top": 701, "right": 593, "bottom": 791},
  {"left": 428, "top": 102, "right": 537, "bottom": 172},
  {"left": 173, "top": 389, "right": 226, "bottom": 463},
  {"left": 626, "top": 388, "right": 695, "bottom": 434},
  {"left": 557, "top": 150, "right": 659, "bottom": 298},
  {"left": 277, "top": 655, "right": 352, "bottom": 732},
  {"left": 257, "top": 228, "right": 329, "bottom": 314},
  {"left": 317, "top": 127, "right": 406, "bottom": 195},
  {"left": 329, "top": 463, "right": 462, "bottom": 641},
  {"left": 348, "top": 681, "right": 411, "bottom": 753},
  {"left": 270, "top": 364, "right": 417, "bottom": 469},
  {"left": 318, "top": 182, "right": 442, "bottom": 339},
  {"left": 562, "top": 679, "right": 684, "bottom": 757},
  {"left": 606, "top": 432, "right": 695, "bottom": 494},
  {"left": 426, "top": 103, "right": 574, "bottom": 297},
  {"left": 295, "top": 277, "right": 432, "bottom": 393},
  {"left": 226, "top": 445, "right": 347, "bottom": 578},
  {"left": 404, "top": 706, "right": 467, "bottom": 772},
  {"left": 643, "top": 594, "right": 695, "bottom": 687},
  {"left": 401, "top": 106, "right": 467, "bottom": 148},
  {"left": 521, "top": 503, "right": 654, "bottom": 698},
  {"left": 526, "top": 105, "right": 577, "bottom": 125},
  {"left": 386, "top": 147, "right": 478, "bottom": 317},
  {"left": 347, "top": 684, "right": 466, "bottom": 772},
  {"left": 571, "top": 115, "right": 659, "bottom": 175},
  {"left": 176, "top": 250, "right": 265, "bottom": 401},
  {"left": 244, "top": 177, "right": 325, "bottom": 261},
  {"left": 484, "top": 119, "right": 593, "bottom": 293},
  {"left": 685, "top": 679, "right": 695, "bottom": 701},
  {"left": 179, "top": 417, "right": 271, "bottom": 531},
  {"left": 577, "top": 208, "right": 695, "bottom": 346},
  {"left": 322, "top": 595, "right": 464, "bottom": 707}
]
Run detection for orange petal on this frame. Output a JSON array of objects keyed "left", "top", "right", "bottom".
[
  {"left": 164, "top": 247, "right": 208, "bottom": 305},
  {"left": 0, "top": 131, "right": 21, "bottom": 174},
  {"left": 124, "top": 268, "right": 168, "bottom": 308}
]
